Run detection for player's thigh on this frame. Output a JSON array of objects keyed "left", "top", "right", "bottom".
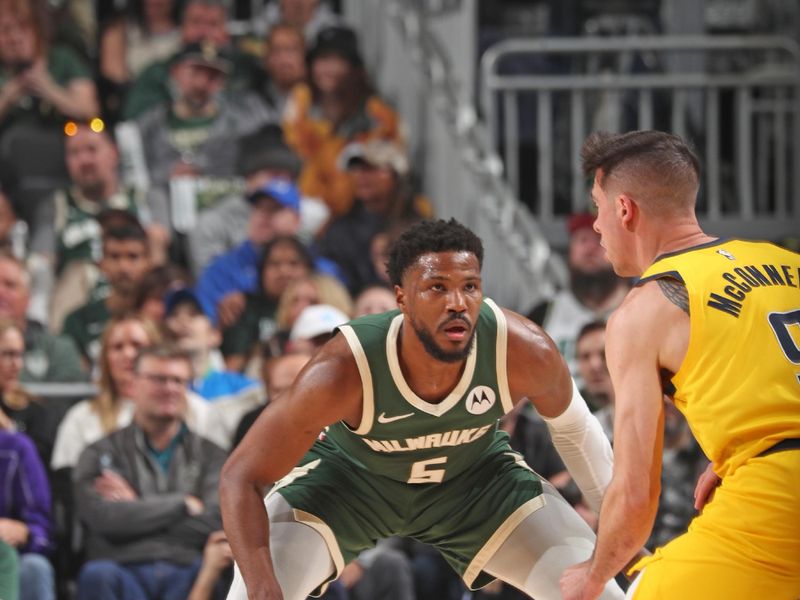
[{"left": 484, "top": 482, "right": 623, "bottom": 600}]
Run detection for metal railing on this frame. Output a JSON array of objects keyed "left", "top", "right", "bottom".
[
  {"left": 344, "top": 0, "right": 566, "bottom": 311},
  {"left": 481, "top": 35, "right": 800, "bottom": 245}
]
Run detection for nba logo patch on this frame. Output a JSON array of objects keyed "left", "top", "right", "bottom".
[
  {"left": 466, "top": 386, "right": 496, "bottom": 415},
  {"left": 717, "top": 249, "right": 736, "bottom": 261}
]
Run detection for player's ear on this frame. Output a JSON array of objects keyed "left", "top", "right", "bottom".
[
  {"left": 395, "top": 284, "right": 406, "bottom": 312},
  {"left": 617, "top": 194, "right": 638, "bottom": 230}
]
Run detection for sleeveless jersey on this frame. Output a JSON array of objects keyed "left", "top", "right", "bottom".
[
  {"left": 638, "top": 239, "right": 800, "bottom": 478},
  {"left": 54, "top": 187, "right": 144, "bottom": 273},
  {"left": 327, "top": 298, "right": 515, "bottom": 484}
]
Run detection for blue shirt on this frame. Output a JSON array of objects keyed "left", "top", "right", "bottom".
[
  {"left": 195, "top": 239, "right": 345, "bottom": 325},
  {"left": 192, "top": 370, "right": 258, "bottom": 401}
]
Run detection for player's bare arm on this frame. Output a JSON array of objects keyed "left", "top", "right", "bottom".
[
  {"left": 562, "top": 281, "right": 688, "bottom": 599},
  {"left": 504, "top": 309, "right": 573, "bottom": 415},
  {"left": 504, "top": 309, "right": 614, "bottom": 513},
  {"left": 219, "top": 334, "right": 363, "bottom": 600}
]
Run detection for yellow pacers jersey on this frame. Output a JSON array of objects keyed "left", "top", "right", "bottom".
[{"left": 638, "top": 238, "right": 800, "bottom": 478}]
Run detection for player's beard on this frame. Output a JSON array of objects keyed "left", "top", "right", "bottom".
[{"left": 408, "top": 318, "right": 476, "bottom": 364}]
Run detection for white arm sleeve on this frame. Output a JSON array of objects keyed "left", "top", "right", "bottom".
[{"left": 540, "top": 380, "right": 613, "bottom": 512}]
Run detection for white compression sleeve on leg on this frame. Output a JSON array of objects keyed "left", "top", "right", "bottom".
[{"left": 540, "top": 380, "right": 613, "bottom": 512}]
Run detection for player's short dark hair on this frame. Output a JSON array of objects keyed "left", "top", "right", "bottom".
[
  {"left": 581, "top": 130, "right": 700, "bottom": 215},
  {"left": 387, "top": 218, "right": 483, "bottom": 286},
  {"left": 581, "top": 130, "right": 700, "bottom": 182}
]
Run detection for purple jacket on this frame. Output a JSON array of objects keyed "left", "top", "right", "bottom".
[{"left": 0, "top": 431, "right": 53, "bottom": 555}]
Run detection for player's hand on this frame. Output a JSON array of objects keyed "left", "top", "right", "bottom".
[
  {"left": 0, "top": 518, "right": 29, "bottom": 547},
  {"left": 693, "top": 462, "right": 720, "bottom": 511},
  {"left": 248, "top": 577, "right": 284, "bottom": 600},
  {"left": 560, "top": 559, "right": 605, "bottom": 600}
]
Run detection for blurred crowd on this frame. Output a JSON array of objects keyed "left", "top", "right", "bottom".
[{"left": 0, "top": 1, "right": 708, "bottom": 599}]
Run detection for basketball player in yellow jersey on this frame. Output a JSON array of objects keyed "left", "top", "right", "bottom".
[{"left": 560, "top": 130, "right": 800, "bottom": 600}]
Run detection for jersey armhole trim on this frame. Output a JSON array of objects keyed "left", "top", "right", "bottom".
[
  {"left": 484, "top": 298, "right": 514, "bottom": 414},
  {"left": 635, "top": 270, "right": 684, "bottom": 287},
  {"left": 338, "top": 325, "right": 374, "bottom": 435}
]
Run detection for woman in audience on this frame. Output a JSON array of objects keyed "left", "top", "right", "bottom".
[
  {"left": 0, "top": 0, "right": 99, "bottom": 133},
  {"left": 353, "top": 283, "right": 397, "bottom": 317},
  {"left": 283, "top": 26, "right": 402, "bottom": 216},
  {"left": 274, "top": 273, "right": 353, "bottom": 335},
  {"left": 0, "top": 429, "right": 55, "bottom": 600},
  {"left": 221, "top": 236, "right": 314, "bottom": 372},
  {"left": 0, "top": 319, "right": 56, "bottom": 466},
  {"left": 50, "top": 313, "right": 160, "bottom": 471}
]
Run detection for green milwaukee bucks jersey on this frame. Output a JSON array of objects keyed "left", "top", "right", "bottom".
[
  {"left": 326, "top": 298, "right": 515, "bottom": 484},
  {"left": 54, "top": 187, "right": 144, "bottom": 272}
]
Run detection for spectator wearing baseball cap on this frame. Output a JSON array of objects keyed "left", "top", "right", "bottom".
[
  {"left": 283, "top": 25, "right": 404, "bottom": 217},
  {"left": 194, "top": 179, "right": 303, "bottom": 327},
  {"left": 526, "top": 212, "right": 630, "bottom": 383},
  {"left": 122, "top": 0, "right": 263, "bottom": 121},
  {"left": 188, "top": 124, "right": 329, "bottom": 276},
  {"left": 287, "top": 303, "right": 349, "bottom": 354},
  {"left": 194, "top": 173, "right": 343, "bottom": 332},
  {"left": 130, "top": 38, "right": 273, "bottom": 252},
  {"left": 316, "top": 140, "right": 431, "bottom": 295},
  {"left": 163, "top": 286, "right": 259, "bottom": 401}
]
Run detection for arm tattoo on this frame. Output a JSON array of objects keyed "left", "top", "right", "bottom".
[{"left": 656, "top": 278, "right": 690, "bottom": 315}]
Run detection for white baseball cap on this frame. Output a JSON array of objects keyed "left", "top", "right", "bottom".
[{"left": 289, "top": 304, "right": 350, "bottom": 341}]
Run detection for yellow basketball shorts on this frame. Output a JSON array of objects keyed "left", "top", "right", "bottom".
[{"left": 630, "top": 449, "right": 800, "bottom": 599}]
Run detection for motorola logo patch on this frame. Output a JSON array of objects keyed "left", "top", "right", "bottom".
[{"left": 465, "top": 386, "right": 496, "bottom": 415}]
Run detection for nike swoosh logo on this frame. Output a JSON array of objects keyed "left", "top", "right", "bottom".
[{"left": 377, "top": 412, "right": 415, "bottom": 424}]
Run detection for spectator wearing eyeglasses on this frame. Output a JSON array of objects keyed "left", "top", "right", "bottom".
[
  {"left": 0, "top": 319, "right": 58, "bottom": 467},
  {"left": 52, "top": 313, "right": 227, "bottom": 473},
  {"left": 73, "top": 344, "right": 228, "bottom": 600},
  {"left": 0, "top": 253, "right": 86, "bottom": 386}
]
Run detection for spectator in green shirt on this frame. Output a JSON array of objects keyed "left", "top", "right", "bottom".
[
  {"left": 0, "top": 0, "right": 99, "bottom": 133},
  {"left": 122, "top": 0, "right": 261, "bottom": 120},
  {"left": 61, "top": 215, "right": 152, "bottom": 368},
  {"left": 0, "top": 252, "right": 87, "bottom": 384}
]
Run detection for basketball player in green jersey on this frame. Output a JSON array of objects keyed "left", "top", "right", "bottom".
[{"left": 221, "top": 219, "right": 624, "bottom": 600}]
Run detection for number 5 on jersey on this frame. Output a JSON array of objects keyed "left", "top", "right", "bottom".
[{"left": 408, "top": 456, "right": 448, "bottom": 483}]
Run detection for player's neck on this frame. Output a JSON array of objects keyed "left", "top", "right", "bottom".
[{"left": 642, "top": 218, "right": 715, "bottom": 269}]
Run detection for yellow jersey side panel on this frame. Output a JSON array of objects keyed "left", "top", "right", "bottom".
[{"left": 639, "top": 239, "right": 800, "bottom": 478}]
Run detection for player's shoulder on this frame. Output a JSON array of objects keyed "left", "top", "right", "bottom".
[
  {"left": 500, "top": 306, "right": 564, "bottom": 368},
  {"left": 607, "top": 280, "right": 681, "bottom": 343}
]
